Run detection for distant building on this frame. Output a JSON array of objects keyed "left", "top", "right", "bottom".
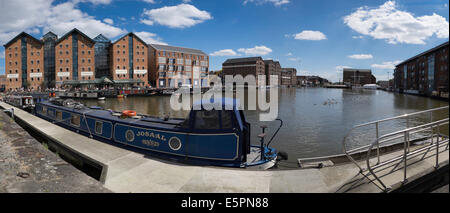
[
  {"left": 394, "top": 41, "right": 448, "bottom": 96},
  {"left": 343, "top": 69, "right": 376, "bottom": 86},
  {"left": 281, "top": 68, "right": 297, "bottom": 86},
  {"left": 297, "top": 75, "right": 328, "bottom": 87},
  {"left": 148, "top": 44, "right": 209, "bottom": 88},
  {"left": 377, "top": 80, "right": 390, "bottom": 89},
  {"left": 263, "top": 60, "right": 282, "bottom": 86},
  {"left": 222, "top": 57, "right": 266, "bottom": 87}
]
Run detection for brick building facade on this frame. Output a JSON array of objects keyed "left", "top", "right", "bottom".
[
  {"left": 222, "top": 57, "right": 266, "bottom": 87},
  {"left": 394, "top": 41, "right": 449, "bottom": 96},
  {"left": 4, "top": 32, "right": 44, "bottom": 91},
  {"left": 111, "top": 33, "right": 149, "bottom": 86},
  {"left": 343, "top": 69, "right": 376, "bottom": 86},
  {"left": 55, "top": 29, "right": 95, "bottom": 88},
  {"left": 3, "top": 29, "right": 210, "bottom": 91},
  {"left": 281, "top": 68, "right": 297, "bottom": 86},
  {"left": 149, "top": 44, "right": 209, "bottom": 88}
]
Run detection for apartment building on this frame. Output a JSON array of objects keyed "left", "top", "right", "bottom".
[
  {"left": 222, "top": 57, "right": 266, "bottom": 87},
  {"left": 149, "top": 44, "right": 209, "bottom": 88},
  {"left": 55, "top": 29, "right": 96, "bottom": 87},
  {"left": 281, "top": 68, "right": 297, "bottom": 86},
  {"left": 263, "top": 60, "right": 277, "bottom": 86},
  {"left": 343, "top": 69, "right": 376, "bottom": 86},
  {"left": 394, "top": 41, "right": 449, "bottom": 96},
  {"left": 4, "top": 32, "right": 45, "bottom": 91},
  {"left": 111, "top": 33, "right": 149, "bottom": 86}
]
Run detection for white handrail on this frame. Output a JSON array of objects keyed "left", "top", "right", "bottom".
[
  {"left": 342, "top": 106, "right": 449, "bottom": 172},
  {"left": 366, "top": 118, "right": 449, "bottom": 191}
]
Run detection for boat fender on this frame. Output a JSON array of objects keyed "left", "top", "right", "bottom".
[
  {"left": 277, "top": 151, "right": 288, "bottom": 161},
  {"left": 122, "top": 110, "right": 137, "bottom": 117}
]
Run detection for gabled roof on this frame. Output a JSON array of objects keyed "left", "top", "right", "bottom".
[
  {"left": 149, "top": 44, "right": 207, "bottom": 56},
  {"left": 112, "top": 32, "right": 146, "bottom": 46},
  {"left": 3, "top": 32, "right": 43, "bottom": 47},
  {"left": 42, "top": 32, "right": 58, "bottom": 39},
  {"left": 56, "top": 28, "right": 95, "bottom": 45},
  {"left": 223, "top": 57, "right": 263, "bottom": 64},
  {"left": 93, "top": 34, "right": 111, "bottom": 42}
]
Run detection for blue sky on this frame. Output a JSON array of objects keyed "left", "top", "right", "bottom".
[{"left": 1, "top": 0, "right": 449, "bottom": 82}]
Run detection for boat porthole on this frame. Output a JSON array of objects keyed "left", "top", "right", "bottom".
[
  {"left": 125, "top": 130, "right": 135, "bottom": 142},
  {"left": 168, "top": 137, "right": 182, "bottom": 151}
]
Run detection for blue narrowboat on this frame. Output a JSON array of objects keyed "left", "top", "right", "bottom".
[{"left": 34, "top": 98, "right": 284, "bottom": 169}]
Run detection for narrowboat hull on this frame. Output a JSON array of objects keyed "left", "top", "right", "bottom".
[{"left": 34, "top": 100, "right": 277, "bottom": 168}]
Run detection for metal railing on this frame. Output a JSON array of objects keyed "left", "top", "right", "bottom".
[
  {"left": 342, "top": 106, "right": 449, "bottom": 173},
  {"left": 366, "top": 118, "right": 449, "bottom": 191}
]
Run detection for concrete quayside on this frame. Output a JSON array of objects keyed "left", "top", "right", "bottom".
[{"left": 0, "top": 101, "right": 448, "bottom": 193}]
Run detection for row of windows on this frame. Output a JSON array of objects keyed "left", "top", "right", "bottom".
[
  {"left": 116, "top": 50, "right": 146, "bottom": 55},
  {"left": 115, "top": 66, "right": 147, "bottom": 70},
  {"left": 157, "top": 51, "right": 208, "bottom": 61},
  {"left": 116, "top": 44, "right": 146, "bottom": 49},
  {"left": 58, "top": 67, "right": 93, "bottom": 72},
  {"left": 115, "top": 74, "right": 146, "bottom": 78},
  {"left": 115, "top": 58, "right": 146, "bottom": 62},
  {"left": 59, "top": 43, "right": 89, "bottom": 49},
  {"left": 6, "top": 48, "right": 43, "bottom": 57},
  {"left": 38, "top": 107, "right": 103, "bottom": 134},
  {"left": 8, "top": 69, "right": 41, "bottom": 73}
]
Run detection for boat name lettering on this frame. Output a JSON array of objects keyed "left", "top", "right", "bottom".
[{"left": 136, "top": 131, "right": 167, "bottom": 141}]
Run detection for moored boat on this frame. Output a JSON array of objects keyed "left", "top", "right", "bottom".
[
  {"left": 34, "top": 98, "right": 284, "bottom": 169},
  {"left": 3, "top": 95, "right": 35, "bottom": 112}
]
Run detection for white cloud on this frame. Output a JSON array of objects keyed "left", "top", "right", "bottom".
[
  {"left": 182, "top": 0, "right": 192, "bottom": 3},
  {"left": 141, "top": 4, "right": 212, "bottom": 28},
  {"left": 72, "top": 0, "right": 113, "bottom": 4},
  {"left": 371, "top": 61, "right": 402, "bottom": 69},
  {"left": 210, "top": 49, "right": 239, "bottom": 57},
  {"left": 237, "top": 45, "right": 272, "bottom": 56},
  {"left": 134, "top": 31, "right": 167, "bottom": 45},
  {"left": 0, "top": 51, "right": 4, "bottom": 59},
  {"left": 288, "top": 57, "right": 301, "bottom": 62},
  {"left": 243, "top": 0, "right": 290, "bottom": 6},
  {"left": 293, "top": 30, "right": 327, "bottom": 41},
  {"left": 344, "top": 1, "right": 449, "bottom": 44},
  {"left": 348, "top": 54, "right": 373, "bottom": 59},
  {"left": 286, "top": 52, "right": 293, "bottom": 56},
  {"left": 103, "top": 18, "right": 114, "bottom": 25},
  {"left": 352, "top": 35, "right": 364, "bottom": 39},
  {"left": 0, "top": 0, "right": 126, "bottom": 44},
  {"left": 141, "top": 0, "right": 156, "bottom": 3},
  {"left": 44, "top": 2, "right": 126, "bottom": 38}
]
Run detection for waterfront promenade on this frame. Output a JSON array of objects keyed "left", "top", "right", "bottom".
[{"left": 0, "top": 101, "right": 448, "bottom": 193}]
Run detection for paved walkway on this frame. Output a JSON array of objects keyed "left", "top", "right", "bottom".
[{"left": 0, "top": 110, "right": 110, "bottom": 193}]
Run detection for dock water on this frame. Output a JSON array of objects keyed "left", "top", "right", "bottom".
[{"left": 0, "top": 101, "right": 448, "bottom": 193}]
